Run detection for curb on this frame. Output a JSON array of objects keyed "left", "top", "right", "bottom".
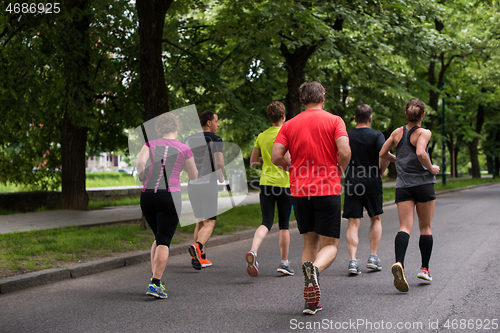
[{"left": 1, "top": 181, "right": 498, "bottom": 294}]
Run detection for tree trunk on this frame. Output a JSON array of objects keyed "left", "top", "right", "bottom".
[
  {"left": 136, "top": 0, "right": 173, "bottom": 121},
  {"left": 467, "top": 138, "right": 481, "bottom": 178},
  {"left": 60, "top": 0, "right": 92, "bottom": 210},
  {"left": 61, "top": 113, "right": 89, "bottom": 210},
  {"left": 465, "top": 103, "right": 485, "bottom": 179},
  {"left": 136, "top": 0, "right": 173, "bottom": 229},
  {"left": 280, "top": 43, "right": 317, "bottom": 118}
]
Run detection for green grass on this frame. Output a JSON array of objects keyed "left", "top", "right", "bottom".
[
  {"left": 85, "top": 172, "right": 137, "bottom": 188},
  {"left": 0, "top": 223, "right": 154, "bottom": 278}
]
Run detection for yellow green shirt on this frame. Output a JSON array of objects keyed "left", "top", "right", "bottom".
[{"left": 254, "top": 126, "right": 290, "bottom": 188}]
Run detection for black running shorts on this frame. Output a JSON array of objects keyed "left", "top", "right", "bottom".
[
  {"left": 395, "top": 183, "right": 436, "bottom": 203},
  {"left": 140, "top": 190, "right": 182, "bottom": 247},
  {"left": 259, "top": 185, "right": 292, "bottom": 231},
  {"left": 342, "top": 192, "right": 383, "bottom": 219},
  {"left": 292, "top": 195, "right": 341, "bottom": 239}
]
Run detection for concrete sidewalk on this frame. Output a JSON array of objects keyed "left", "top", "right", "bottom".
[{"left": 0, "top": 191, "right": 260, "bottom": 235}]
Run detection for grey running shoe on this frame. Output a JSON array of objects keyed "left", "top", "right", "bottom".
[
  {"left": 417, "top": 268, "right": 432, "bottom": 282},
  {"left": 367, "top": 254, "right": 382, "bottom": 271},
  {"left": 302, "top": 261, "right": 320, "bottom": 308},
  {"left": 245, "top": 250, "right": 259, "bottom": 277},
  {"left": 348, "top": 259, "right": 361, "bottom": 275},
  {"left": 391, "top": 262, "right": 409, "bottom": 292},
  {"left": 146, "top": 283, "right": 168, "bottom": 299},
  {"left": 303, "top": 302, "right": 322, "bottom": 315},
  {"left": 277, "top": 262, "right": 294, "bottom": 276}
]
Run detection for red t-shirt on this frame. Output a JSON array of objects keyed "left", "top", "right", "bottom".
[{"left": 275, "top": 109, "right": 348, "bottom": 197}]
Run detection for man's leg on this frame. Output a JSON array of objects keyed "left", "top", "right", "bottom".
[
  {"left": 368, "top": 215, "right": 382, "bottom": 255},
  {"left": 193, "top": 220, "right": 202, "bottom": 242},
  {"left": 301, "top": 232, "right": 320, "bottom": 264},
  {"left": 196, "top": 219, "right": 216, "bottom": 252},
  {"left": 345, "top": 218, "right": 361, "bottom": 260},
  {"left": 366, "top": 214, "right": 383, "bottom": 271},
  {"left": 315, "top": 235, "right": 340, "bottom": 273}
]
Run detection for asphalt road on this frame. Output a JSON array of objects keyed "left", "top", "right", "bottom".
[{"left": 1, "top": 184, "right": 499, "bottom": 333}]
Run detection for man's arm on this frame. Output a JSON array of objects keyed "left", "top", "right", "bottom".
[
  {"left": 214, "top": 152, "right": 225, "bottom": 182},
  {"left": 335, "top": 136, "right": 351, "bottom": 174},
  {"left": 271, "top": 142, "right": 290, "bottom": 171}
]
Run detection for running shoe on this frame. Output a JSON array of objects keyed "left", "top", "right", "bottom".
[
  {"left": 303, "top": 302, "right": 322, "bottom": 315},
  {"left": 245, "top": 250, "right": 259, "bottom": 277},
  {"left": 391, "top": 262, "right": 409, "bottom": 292},
  {"left": 150, "top": 278, "right": 166, "bottom": 292},
  {"left": 348, "top": 259, "right": 361, "bottom": 275},
  {"left": 367, "top": 254, "right": 382, "bottom": 271},
  {"left": 188, "top": 243, "right": 202, "bottom": 270},
  {"left": 200, "top": 257, "right": 212, "bottom": 268},
  {"left": 302, "top": 261, "right": 320, "bottom": 308},
  {"left": 146, "top": 283, "right": 168, "bottom": 299},
  {"left": 277, "top": 262, "right": 294, "bottom": 276},
  {"left": 417, "top": 268, "right": 432, "bottom": 282}
]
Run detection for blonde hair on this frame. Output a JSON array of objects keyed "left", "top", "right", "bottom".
[{"left": 155, "top": 112, "right": 181, "bottom": 136}]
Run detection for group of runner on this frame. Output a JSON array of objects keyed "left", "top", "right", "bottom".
[{"left": 136, "top": 81, "right": 440, "bottom": 315}]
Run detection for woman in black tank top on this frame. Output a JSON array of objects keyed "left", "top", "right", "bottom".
[{"left": 379, "top": 98, "right": 440, "bottom": 293}]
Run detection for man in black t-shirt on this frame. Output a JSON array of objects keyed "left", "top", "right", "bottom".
[
  {"left": 185, "top": 110, "right": 225, "bottom": 270},
  {"left": 343, "top": 104, "right": 394, "bottom": 275}
]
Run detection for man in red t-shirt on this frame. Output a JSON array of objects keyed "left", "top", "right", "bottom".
[{"left": 272, "top": 81, "right": 351, "bottom": 315}]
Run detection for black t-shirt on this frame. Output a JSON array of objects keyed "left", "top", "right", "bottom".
[
  {"left": 344, "top": 127, "right": 385, "bottom": 194},
  {"left": 185, "top": 131, "right": 223, "bottom": 184}
]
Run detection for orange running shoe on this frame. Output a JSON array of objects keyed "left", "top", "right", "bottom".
[
  {"left": 200, "top": 257, "right": 212, "bottom": 268},
  {"left": 188, "top": 243, "right": 202, "bottom": 270}
]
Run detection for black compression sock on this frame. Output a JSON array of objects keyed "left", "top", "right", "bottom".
[
  {"left": 395, "top": 231, "right": 410, "bottom": 268},
  {"left": 196, "top": 242, "right": 203, "bottom": 251},
  {"left": 151, "top": 278, "right": 161, "bottom": 287},
  {"left": 201, "top": 254, "right": 206, "bottom": 259},
  {"left": 419, "top": 235, "right": 433, "bottom": 269}
]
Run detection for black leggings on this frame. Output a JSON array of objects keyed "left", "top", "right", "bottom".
[
  {"left": 259, "top": 185, "right": 292, "bottom": 231},
  {"left": 140, "top": 190, "right": 182, "bottom": 247}
]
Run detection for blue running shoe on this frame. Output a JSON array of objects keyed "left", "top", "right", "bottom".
[
  {"left": 150, "top": 278, "right": 166, "bottom": 292},
  {"left": 146, "top": 283, "right": 167, "bottom": 299}
]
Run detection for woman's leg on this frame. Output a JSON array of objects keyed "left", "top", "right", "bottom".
[
  {"left": 395, "top": 200, "right": 415, "bottom": 267},
  {"left": 279, "top": 230, "right": 290, "bottom": 261},
  {"left": 251, "top": 185, "right": 275, "bottom": 253},
  {"left": 152, "top": 245, "right": 170, "bottom": 280},
  {"left": 276, "top": 187, "right": 292, "bottom": 261},
  {"left": 416, "top": 200, "right": 435, "bottom": 269},
  {"left": 251, "top": 225, "right": 269, "bottom": 253}
]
